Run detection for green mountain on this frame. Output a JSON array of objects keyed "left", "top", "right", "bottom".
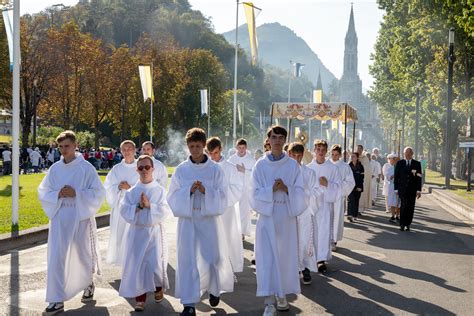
[{"left": 222, "top": 22, "right": 337, "bottom": 91}]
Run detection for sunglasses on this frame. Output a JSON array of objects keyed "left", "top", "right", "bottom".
[{"left": 138, "top": 165, "right": 152, "bottom": 171}]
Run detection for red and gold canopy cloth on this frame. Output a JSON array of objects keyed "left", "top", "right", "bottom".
[{"left": 271, "top": 102, "right": 358, "bottom": 122}]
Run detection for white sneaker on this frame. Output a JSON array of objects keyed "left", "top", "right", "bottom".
[
  {"left": 263, "top": 304, "right": 276, "bottom": 316},
  {"left": 276, "top": 297, "right": 289, "bottom": 311}
]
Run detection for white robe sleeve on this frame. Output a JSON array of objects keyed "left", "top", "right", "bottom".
[
  {"left": 104, "top": 167, "right": 120, "bottom": 206},
  {"left": 37, "top": 170, "right": 62, "bottom": 220},
  {"left": 224, "top": 164, "right": 243, "bottom": 208},
  {"left": 285, "top": 166, "right": 308, "bottom": 217},
  {"left": 342, "top": 165, "right": 356, "bottom": 197},
  {"left": 120, "top": 190, "right": 138, "bottom": 224},
  {"left": 167, "top": 170, "right": 193, "bottom": 218},
  {"left": 249, "top": 167, "right": 275, "bottom": 216},
  {"left": 201, "top": 167, "right": 227, "bottom": 216},
  {"left": 149, "top": 191, "right": 171, "bottom": 224},
  {"left": 324, "top": 168, "right": 342, "bottom": 203},
  {"left": 154, "top": 161, "right": 169, "bottom": 189},
  {"left": 75, "top": 166, "right": 106, "bottom": 221}
]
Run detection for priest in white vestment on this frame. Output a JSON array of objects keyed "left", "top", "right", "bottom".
[
  {"left": 357, "top": 145, "right": 372, "bottom": 212},
  {"left": 167, "top": 128, "right": 233, "bottom": 316},
  {"left": 104, "top": 140, "right": 138, "bottom": 266},
  {"left": 370, "top": 153, "right": 382, "bottom": 205},
  {"left": 330, "top": 145, "right": 355, "bottom": 250},
  {"left": 206, "top": 137, "right": 244, "bottom": 273},
  {"left": 288, "top": 142, "right": 318, "bottom": 285},
  {"left": 119, "top": 155, "right": 171, "bottom": 311},
  {"left": 250, "top": 126, "right": 307, "bottom": 315},
  {"left": 38, "top": 131, "right": 105, "bottom": 314},
  {"left": 307, "top": 139, "right": 341, "bottom": 273},
  {"left": 141, "top": 141, "right": 169, "bottom": 188},
  {"left": 228, "top": 138, "right": 256, "bottom": 237}
]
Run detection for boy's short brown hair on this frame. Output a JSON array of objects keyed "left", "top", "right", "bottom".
[
  {"left": 288, "top": 142, "right": 305, "bottom": 154},
  {"left": 137, "top": 154, "right": 154, "bottom": 167},
  {"left": 120, "top": 140, "right": 136, "bottom": 149},
  {"left": 56, "top": 130, "right": 76, "bottom": 143},
  {"left": 266, "top": 125, "right": 287, "bottom": 139},
  {"left": 141, "top": 141, "right": 155, "bottom": 149},
  {"left": 185, "top": 128, "right": 206, "bottom": 145},
  {"left": 314, "top": 139, "right": 328, "bottom": 149},
  {"left": 331, "top": 144, "right": 342, "bottom": 154},
  {"left": 236, "top": 138, "right": 247, "bottom": 146},
  {"left": 206, "top": 137, "right": 222, "bottom": 152}
]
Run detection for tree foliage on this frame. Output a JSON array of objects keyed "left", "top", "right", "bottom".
[{"left": 369, "top": 0, "right": 473, "bottom": 170}]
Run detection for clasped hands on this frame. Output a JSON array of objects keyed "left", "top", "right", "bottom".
[
  {"left": 236, "top": 163, "right": 245, "bottom": 173},
  {"left": 273, "top": 178, "right": 288, "bottom": 193},
  {"left": 118, "top": 181, "right": 131, "bottom": 190},
  {"left": 319, "top": 176, "right": 328, "bottom": 187},
  {"left": 58, "top": 185, "right": 76, "bottom": 198},
  {"left": 136, "top": 192, "right": 151, "bottom": 212},
  {"left": 191, "top": 181, "right": 205, "bottom": 194}
]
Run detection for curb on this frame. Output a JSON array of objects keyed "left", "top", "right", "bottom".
[
  {"left": 431, "top": 189, "right": 474, "bottom": 222},
  {"left": 0, "top": 212, "right": 110, "bottom": 254}
]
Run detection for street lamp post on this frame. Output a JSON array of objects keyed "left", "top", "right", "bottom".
[
  {"left": 397, "top": 127, "right": 402, "bottom": 157},
  {"left": 445, "top": 28, "right": 455, "bottom": 189},
  {"left": 32, "top": 79, "right": 38, "bottom": 147},
  {"left": 414, "top": 82, "right": 421, "bottom": 158}
]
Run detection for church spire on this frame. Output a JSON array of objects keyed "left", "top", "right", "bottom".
[
  {"left": 316, "top": 70, "right": 323, "bottom": 90},
  {"left": 342, "top": 4, "right": 358, "bottom": 78}
]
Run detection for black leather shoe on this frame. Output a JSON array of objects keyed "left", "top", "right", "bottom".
[
  {"left": 180, "top": 306, "right": 196, "bottom": 316},
  {"left": 400, "top": 226, "right": 405, "bottom": 231},
  {"left": 406, "top": 226, "right": 410, "bottom": 231},
  {"left": 209, "top": 294, "right": 220, "bottom": 307},
  {"left": 317, "top": 261, "right": 327, "bottom": 273}
]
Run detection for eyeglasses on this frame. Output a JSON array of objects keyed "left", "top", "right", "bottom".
[{"left": 138, "top": 165, "right": 152, "bottom": 171}]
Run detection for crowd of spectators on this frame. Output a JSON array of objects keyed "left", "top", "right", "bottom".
[{"left": 1, "top": 144, "right": 170, "bottom": 175}]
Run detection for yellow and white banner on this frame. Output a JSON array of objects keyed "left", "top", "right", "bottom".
[
  {"left": 243, "top": 2, "right": 261, "bottom": 65},
  {"left": 138, "top": 64, "right": 154, "bottom": 102},
  {"left": 313, "top": 89, "right": 323, "bottom": 103}
]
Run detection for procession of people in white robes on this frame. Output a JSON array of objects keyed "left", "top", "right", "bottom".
[{"left": 38, "top": 127, "right": 394, "bottom": 316}]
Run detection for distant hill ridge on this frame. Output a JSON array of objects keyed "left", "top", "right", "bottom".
[{"left": 222, "top": 22, "right": 337, "bottom": 91}]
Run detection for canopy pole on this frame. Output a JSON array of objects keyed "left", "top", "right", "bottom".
[
  {"left": 344, "top": 104, "right": 348, "bottom": 162},
  {"left": 288, "top": 118, "right": 292, "bottom": 140},
  {"left": 352, "top": 121, "right": 356, "bottom": 153},
  {"left": 270, "top": 103, "right": 274, "bottom": 125}
]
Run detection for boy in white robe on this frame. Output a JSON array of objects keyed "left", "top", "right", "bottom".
[
  {"left": 307, "top": 139, "right": 341, "bottom": 273},
  {"left": 141, "top": 141, "right": 169, "bottom": 188},
  {"left": 119, "top": 155, "right": 171, "bottom": 312},
  {"left": 250, "top": 126, "right": 307, "bottom": 315},
  {"left": 288, "top": 142, "right": 318, "bottom": 285},
  {"left": 104, "top": 140, "right": 138, "bottom": 266},
  {"left": 206, "top": 137, "right": 244, "bottom": 274},
  {"left": 38, "top": 131, "right": 105, "bottom": 315},
  {"left": 167, "top": 128, "right": 233, "bottom": 316},
  {"left": 228, "top": 138, "right": 256, "bottom": 238},
  {"left": 330, "top": 145, "right": 355, "bottom": 251}
]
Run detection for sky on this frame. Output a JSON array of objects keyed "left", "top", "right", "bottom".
[{"left": 20, "top": 0, "right": 385, "bottom": 89}]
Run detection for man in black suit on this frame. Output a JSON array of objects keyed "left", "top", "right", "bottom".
[{"left": 394, "top": 147, "right": 422, "bottom": 231}]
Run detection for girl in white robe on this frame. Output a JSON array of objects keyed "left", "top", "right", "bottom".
[
  {"left": 250, "top": 153, "right": 307, "bottom": 303},
  {"left": 118, "top": 166, "right": 170, "bottom": 310},
  {"left": 104, "top": 158, "right": 138, "bottom": 265},
  {"left": 38, "top": 152, "right": 105, "bottom": 306},
  {"left": 307, "top": 158, "right": 341, "bottom": 270},
  {"left": 228, "top": 150, "right": 256, "bottom": 236},
  {"left": 167, "top": 156, "right": 234, "bottom": 307}
]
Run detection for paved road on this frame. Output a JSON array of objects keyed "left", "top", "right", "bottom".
[{"left": 1, "top": 193, "right": 473, "bottom": 315}]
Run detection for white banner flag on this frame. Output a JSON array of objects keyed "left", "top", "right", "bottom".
[
  {"left": 2, "top": 9, "right": 14, "bottom": 69},
  {"left": 138, "top": 64, "right": 154, "bottom": 102},
  {"left": 200, "top": 89, "right": 208, "bottom": 115}
]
